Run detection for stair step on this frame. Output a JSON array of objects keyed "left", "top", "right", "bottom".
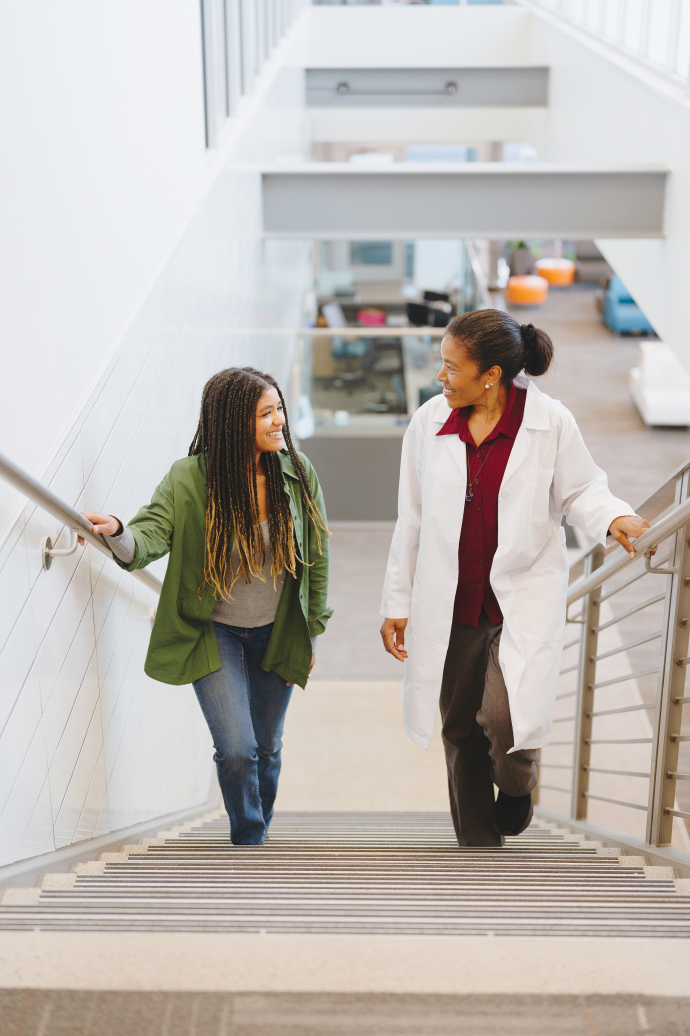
[{"left": 1, "top": 814, "right": 688, "bottom": 938}]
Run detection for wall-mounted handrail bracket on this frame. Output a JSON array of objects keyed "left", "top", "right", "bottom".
[
  {"left": 645, "top": 550, "right": 677, "bottom": 576},
  {"left": 41, "top": 529, "right": 79, "bottom": 571},
  {"left": 566, "top": 604, "right": 586, "bottom": 624}
]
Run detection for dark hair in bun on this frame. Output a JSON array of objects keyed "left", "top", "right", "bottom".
[{"left": 444, "top": 310, "right": 553, "bottom": 383}]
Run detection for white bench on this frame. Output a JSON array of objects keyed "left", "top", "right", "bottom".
[{"left": 629, "top": 341, "right": 690, "bottom": 427}]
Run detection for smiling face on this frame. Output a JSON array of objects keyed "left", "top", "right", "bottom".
[
  {"left": 437, "top": 334, "right": 501, "bottom": 409},
  {"left": 254, "top": 386, "right": 286, "bottom": 454}
]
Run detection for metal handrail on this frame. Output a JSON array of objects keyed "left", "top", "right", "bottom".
[
  {"left": 0, "top": 450, "right": 162, "bottom": 595},
  {"left": 567, "top": 494, "right": 690, "bottom": 607}
]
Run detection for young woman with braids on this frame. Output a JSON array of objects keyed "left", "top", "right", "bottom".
[
  {"left": 380, "top": 310, "right": 651, "bottom": 847},
  {"left": 81, "top": 368, "right": 331, "bottom": 845}
]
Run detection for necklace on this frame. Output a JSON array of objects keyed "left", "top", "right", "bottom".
[{"left": 465, "top": 439, "right": 498, "bottom": 503}]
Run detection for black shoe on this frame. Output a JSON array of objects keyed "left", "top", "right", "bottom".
[{"left": 495, "top": 791, "right": 533, "bottom": 836}]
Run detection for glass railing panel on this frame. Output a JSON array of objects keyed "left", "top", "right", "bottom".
[{"left": 295, "top": 329, "right": 445, "bottom": 436}]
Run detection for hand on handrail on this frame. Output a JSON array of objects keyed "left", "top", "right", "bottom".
[
  {"left": 77, "top": 512, "right": 120, "bottom": 545},
  {"left": 608, "top": 515, "right": 656, "bottom": 559}
]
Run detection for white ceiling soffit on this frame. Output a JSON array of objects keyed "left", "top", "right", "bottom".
[
  {"left": 305, "top": 67, "right": 550, "bottom": 108},
  {"left": 261, "top": 164, "right": 668, "bottom": 239}
]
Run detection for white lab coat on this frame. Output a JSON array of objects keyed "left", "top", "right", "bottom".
[{"left": 381, "top": 374, "right": 634, "bottom": 752}]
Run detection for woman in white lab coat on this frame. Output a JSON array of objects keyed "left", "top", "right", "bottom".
[{"left": 380, "top": 310, "right": 649, "bottom": 847}]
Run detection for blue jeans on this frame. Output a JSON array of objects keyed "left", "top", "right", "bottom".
[{"left": 193, "top": 622, "right": 293, "bottom": 845}]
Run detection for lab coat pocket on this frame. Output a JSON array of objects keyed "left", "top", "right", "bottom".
[{"left": 530, "top": 468, "right": 554, "bottom": 524}]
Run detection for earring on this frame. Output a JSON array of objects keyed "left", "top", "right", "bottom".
[{"left": 485, "top": 383, "right": 491, "bottom": 389}]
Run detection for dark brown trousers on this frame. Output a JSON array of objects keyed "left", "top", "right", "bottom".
[{"left": 439, "top": 611, "right": 538, "bottom": 847}]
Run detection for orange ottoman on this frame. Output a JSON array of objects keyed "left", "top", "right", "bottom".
[
  {"left": 506, "top": 275, "right": 549, "bottom": 305},
  {"left": 535, "top": 258, "right": 576, "bottom": 286}
]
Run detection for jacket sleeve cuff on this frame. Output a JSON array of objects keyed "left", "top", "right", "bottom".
[
  {"left": 308, "top": 606, "right": 333, "bottom": 638},
  {"left": 380, "top": 597, "right": 411, "bottom": 619}
]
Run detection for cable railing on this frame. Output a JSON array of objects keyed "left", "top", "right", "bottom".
[
  {"left": 537, "top": 458, "right": 690, "bottom": 863},
  {"left": 0, "top": 450, "right": 162, "bottom": 595}
]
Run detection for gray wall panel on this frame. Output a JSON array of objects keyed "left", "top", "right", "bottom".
[
  {"left": 306, "top": 67, "right": 550, "bottom": 107},
  {"left": 262, "top": 167, "right": 667, "bottom": 239},
  {"left": 301, "top": 434, "right": 403, "bottom": 521}
]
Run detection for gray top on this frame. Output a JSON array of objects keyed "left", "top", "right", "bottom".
[
  {"left": 211, "top": 520, "right": 285, "bottom": 628},
  {"left": 106, "top": 521, "right": 317, "bottom": 650}
]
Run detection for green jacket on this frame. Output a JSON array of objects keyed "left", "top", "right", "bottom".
[{"left": 112, "top": 451, "right": 332, "bottom": 688}]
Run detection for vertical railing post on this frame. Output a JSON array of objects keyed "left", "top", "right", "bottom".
[
  {"left": 570, "top": 545, "right": 605, "bottom": 820},
  {"left": 200, "top": 0, "right": 218, "bottom": 149},
  {"left": 648, "top": 471, "right": 690, "bottom": 846}
]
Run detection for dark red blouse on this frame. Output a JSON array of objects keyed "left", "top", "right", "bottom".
[{"left": 436, "top": 381, "right": 527, "bottom": 628}]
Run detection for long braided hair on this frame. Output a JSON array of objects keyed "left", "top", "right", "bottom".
[{"left": 189, "top": 367, "right": 328, "bottom": 601}]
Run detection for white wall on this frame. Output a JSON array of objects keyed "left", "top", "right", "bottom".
[
  {"left": 0, "top": 4, "right": 311, "bottom": 866},
  {"left": 309, "top": 108, "right": 547, "bottom": 146},
  {"left": 527, "top": 9, "right": 690, "bottom": 371},
  {"left": 0, "top": 1, "right": 309, "bottom": 538},
  {"left": 294, "top": 6, "right": 534, "bottom": 67},
  {"left": 0, "top": 2, "right": 208, "bottom": 531}
]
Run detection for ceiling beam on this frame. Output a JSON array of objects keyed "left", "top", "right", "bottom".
[{"left": 261, "top": 164, "right": 668, "bottom": 239}]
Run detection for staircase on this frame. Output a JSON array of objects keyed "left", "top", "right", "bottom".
[{"left": 2, "top": 812, "right": 689, "bottom": 938}]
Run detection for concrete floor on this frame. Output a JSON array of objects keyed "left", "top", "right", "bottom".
[
  {"left": 277, "top": 681, "right": 447, "bottom": 811},
  {"left": 2, "top": 990, "right": 690, "bottom": 1036}
]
